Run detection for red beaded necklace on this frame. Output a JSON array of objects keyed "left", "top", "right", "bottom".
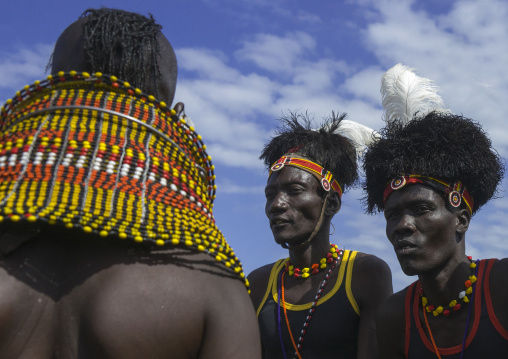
[{"left": 285, "top": 244, "right": 339, "bottom": 279}]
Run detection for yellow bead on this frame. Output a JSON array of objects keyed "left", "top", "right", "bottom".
[
  {"left": 432, "top": 310, "right": 439, "bottom": 316},
  {"left": 302, "top": 272, "right": 310, "bottom": 278},
  {"left": 65, "top": 223, "right": 73, "bottom": 229},
  {"left": 466, "top": 287, "right": 473, "bottom": 295},
  {"left": 69, "top": 70, "right": 77, "bottom": 76},
  {"left": 99, "top": 230, "right": 108, "bottom": 237},
  {"left": 134, "top": 236, "right": 143, "bottom": 243},
  {"left": 82, "top": 72, "right": 90, "bottom": 78},
  {"left": 449, "top": 300, "right": 457, "bottom": 307},
  {"left": 470, "top": 275, "right": 477, "bottom": 283},
  {"left": 172, "top": 238, "right": 179, "bottom": 245},
  {"left": 83, "top": 226, "right": 92, "bottom": 233},
  {"left": 302, "top": 268, "right": 309, "bottom": 273},
  {"left": 27, "top": 215, "right": 37, "bottom": 222},
  {"left": 436, "top": 306, "right": 443, "bottom": 313},
  {"left": 463, "top": 296, "right": 470, "bottom": 303},
  {"left": 123, "top": 82, "right": 130, "bottom": 87},
  {"left": 57, "top": 71, "right": 65, "bottom": 77},
  {"left": 95, "top": 72, "right": 102, "bottom": 77},
  {"left": 421, "top": 297, "right": 428, "bottom": 306},
  {"left": 156, "top": 239, "right": 164, "bottom": 246},
  {"left": 10, "top": 215, "right": 20, "bottom": 222},
  {"left": 160, "top": 101, "right": 166, "bottom": 108},
  {"left": 110, "top": 75, "right": 117, "bottom": 82},
  {"left": 119, "top": 233, "right": 127, "bottom": 239},
  {"left": 148, "top": 95, "right": 155, "bottom": 102}
]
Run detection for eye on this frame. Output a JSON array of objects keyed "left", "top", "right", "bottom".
[
  {"left": 288, "top": 185, "right": 305, "bottom": 195},
  {"left": 414, "top": 205, "right": 432, "bottom": 214},
  {"left": 265, "top": 190, "right": 276, "bottom": 200}
]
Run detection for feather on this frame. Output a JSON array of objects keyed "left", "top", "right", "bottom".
[
  {"left": 381, "top": 64, "right": 447, "bottom": 125},
  {"left": 334, "top": 120, "right": 380, "bottom": 159}
]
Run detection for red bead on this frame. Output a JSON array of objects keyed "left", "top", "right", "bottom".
[
  {"left": 443, "top": 309, "right": 450, "bottom": 316},
  {"left": 427, "top": 305, "right": 435, "bottom": 311},
  {"left": 311, "top": 268, "right": 319, "bottom": 275},
  {"left": 465, "top": 280, "right": 472, "bottom": 288},
  {"left": 453, "top": 304, "right": 461, "bottom": 311}
]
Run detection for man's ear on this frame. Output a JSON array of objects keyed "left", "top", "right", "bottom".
[
  {"left": 456, "top": 208, "right": 470, "bottom": 234},
  {"left": 325, "top": 191, "right": 341, "bottom": 217}
]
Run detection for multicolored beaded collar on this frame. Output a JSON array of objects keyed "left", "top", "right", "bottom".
[
  {"left": 284, "top": 244, "right": 339, "bottom": 279},
  {"left": 383, "top": 175, "right": 474, "bottom": 215},
  {"left": 0, "top": 71, "right": 248, "bottom": 289},
  {"left": 269, "top": 155, "right": 343, "bottom": 198}
]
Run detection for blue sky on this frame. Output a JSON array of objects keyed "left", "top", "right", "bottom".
[{"left": 1, "top": 0, "right": 507, "bottom": 291}]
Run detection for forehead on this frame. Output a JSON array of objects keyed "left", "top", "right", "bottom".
[
  {"left": 385, "top": 184, "right": 445, "bottom": 209},
  {"left": 266, "top": 166, "right": 319, "bottom": 188}
]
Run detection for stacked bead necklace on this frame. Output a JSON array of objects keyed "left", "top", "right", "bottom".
[
  {"left": 285, "top": 244, "right": 340, "bottom": 279},
  {"left": 277, "top": 245, "right": 344, "bottom": 358},
  {"left": 0, "top": 71, "right": 249, "bottom": 290}
]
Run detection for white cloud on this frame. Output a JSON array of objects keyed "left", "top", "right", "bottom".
[
  {"left": 235, "top": 32, "right": 316, "bottom": 74},
  {"left": 0, "top": 44, "right": 53, "bottom": 102},
  {"left": 363, "top": 0, "right": 508, "bottom": 154}
]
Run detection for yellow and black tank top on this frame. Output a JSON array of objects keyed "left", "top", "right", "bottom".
[{"left": 256, "top": 250, "right": 360, "bottom": 359}]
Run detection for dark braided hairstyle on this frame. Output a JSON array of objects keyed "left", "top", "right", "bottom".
[
  {"left": 363, "top": 111, "right": 505, "bottom": 215},
  {"left": 260, "top": 112, "right": 359, "bottom": 194},
  {"left": 80, "top": 8, "right": 163, "bottom": 94}
]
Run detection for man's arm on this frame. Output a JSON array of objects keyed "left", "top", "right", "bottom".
[
  {"left": 351, "top": 254, "right": 393, "bottom": 359},
  {"left": 376, "top": 291, "right": 407, "bottom": 359}
]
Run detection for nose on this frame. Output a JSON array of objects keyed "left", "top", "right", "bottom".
[
  {"left": 266, "top": 192, "right": 288, "bottom": 215},
  {"left": 390, "top": 214, "right": 416, "bottom": 240}
]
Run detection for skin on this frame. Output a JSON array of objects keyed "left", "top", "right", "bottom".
[
  {"left": 376, "top": 184, "right": 508, "bottom": 358},
  {"left": 0, "top": 11, "right": 261, "bottom": 359},
  {"left": 248, "top": 166, "right": 392, "bottom": 359}
]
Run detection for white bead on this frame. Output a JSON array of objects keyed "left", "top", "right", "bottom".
[
  {"left": 106, "top": 169, "right": 114, "bottom": 174},
  {"left": 160, "top": 178, "right": 167, "bottom": 186},
  {"left": 180, "top": 190, "right": 187, "bottom": 196},
  {"left": 170, "top": 184, "right": 178, "bottom": 191},
  {"left": 65, "top": 153, "right": 73, "bottom": 158},
  {"left": 197, "top": 202, "right": 202, "bottom": 207},
  {"left": 33, "top": 161, "right": 40, "bottom": 166},
  {"left": 76, "top": 163, "right": 83, "bottom": 168},
  {"left": 190, "top": 196, "right": 195, "bottom": 202},
  {"left": 459, "top": 291, "right": 466, "bottom": 299}
]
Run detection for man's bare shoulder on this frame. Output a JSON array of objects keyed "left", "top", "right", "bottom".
[{"left": 247, "top": 262, "right": 279, "bottom": 310}]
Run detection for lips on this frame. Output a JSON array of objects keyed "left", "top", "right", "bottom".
[
  {"left": 393, "top": 239, "right": 418, "bottom": 256},
  {"left": 270, "top": 217, "right": 291, "bottom": 229}
]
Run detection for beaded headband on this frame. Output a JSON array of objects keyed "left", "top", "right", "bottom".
[
  {"left": 0, "top": 71, "right": 248, "bottom": 289},
  {"left": 269, "top": 155, "right": 343, "bottom": 198},
  {"left": 383, "top": 175, "right": 474, "bottom": 215}
]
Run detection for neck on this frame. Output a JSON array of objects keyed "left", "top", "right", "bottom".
[
  {"left": 418, "top": 254, "right": 472, "bottom": 304},
  {"left": 288, "top": 233, "right": 331, "bottom": 268}
]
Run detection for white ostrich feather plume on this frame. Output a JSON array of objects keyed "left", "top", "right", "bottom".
[
  {"left": 334, "top": 120, "right": 380, "bottom": 159},
  {"left": 381, "top": 64, "right": 448, "bottom": 125}
]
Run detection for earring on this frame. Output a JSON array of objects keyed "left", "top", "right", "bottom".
[{"left": 330, "top": 223, "right": 335, "bottom": 236}]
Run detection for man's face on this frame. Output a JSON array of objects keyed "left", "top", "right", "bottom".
[
  {"left": 384, "top": 184, "right": 461, "bottom": 276},
  {"left": 265, "top": 166, "right": 323, "bottom": 247}
]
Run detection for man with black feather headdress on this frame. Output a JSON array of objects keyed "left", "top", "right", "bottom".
[
  {"left": 364, "top": 64, "right": 508, "bottom": 358},
  {"left": 248, "top": 112, "right": 392, "bottom": 359}
]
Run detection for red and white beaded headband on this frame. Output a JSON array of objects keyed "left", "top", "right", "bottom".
[
  {"left": 269, "top": 155, "right": 343, "bottom": 198},
  {"left": 383, "top": 175, "right": 474, "bottom": 214}
]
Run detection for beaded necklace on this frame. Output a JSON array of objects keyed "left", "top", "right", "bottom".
[
  {"left": 278, "top": 247, "right": 344, "bottom": 358},
  {"left": 420, "top": 257, "right": 477, "bottom": 317},
  {"left": 420, "top": 259, "right": 480, "bottom": 359},
  {"left": 0, "top": 71, "right": 248, "bottom": 289},
  {"left": 285, "top": 244, "right": 339, "bottom": 279}
]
